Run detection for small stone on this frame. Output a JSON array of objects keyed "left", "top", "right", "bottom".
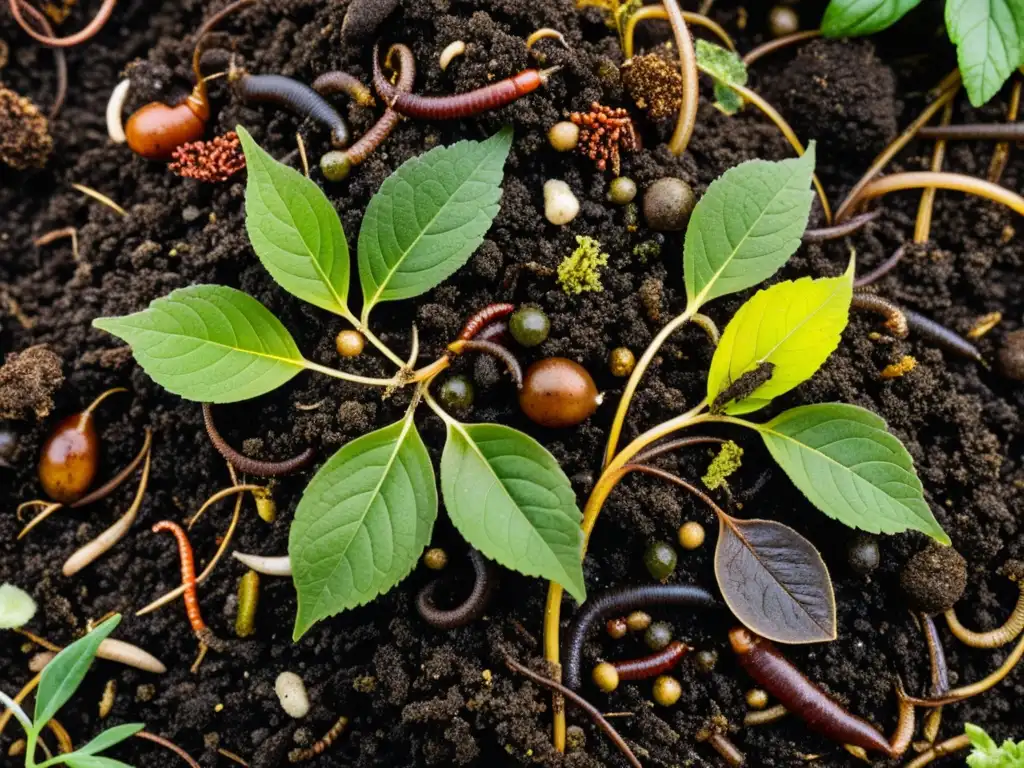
[
  {"left": 900, "top": 543, "right": 967, "bottom": 614},
  {"left": 544, "top": 179, "right": 580, "bottom": 225},
  {"left": 275, "top": 672, "right": 310, "bottom": 718},
  {"left": 643, "top": 178, "right": 696, "bottom": 231},
  {"left": 997, "top": 330, "right": 1024, "bottom": 381},
  {"left": 136, "top": 684, "right": 156, "bottom": 703},
  {"left": 548, "top": 121, "right": 579, "bottom": 152}
]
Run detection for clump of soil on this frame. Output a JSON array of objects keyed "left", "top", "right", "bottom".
[
  {"left": 0, "top": 343, "right": 63, "bottom": 419},
  {"left": 0, "top": 85, "right": 53, "bottom": 169},
  {"left": 901, "top": 542, "right": 968, "bottom": 614}
]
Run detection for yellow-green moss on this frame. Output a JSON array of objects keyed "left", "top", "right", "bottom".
[
  {"left": 702, "top": 440, "right": 744, "bottom": 490},
  {"left": 558, "top": 236, "right": 609, "bottom": 295}
]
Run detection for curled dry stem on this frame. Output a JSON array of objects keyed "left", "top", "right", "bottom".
[
  {"left": 7, "top": 0, "right": 116, "bottom": 47},
  {"left": 742, "top": 30, "right": 821, "bottom": 66},
  {"left": 945, "top": 573, "right": 1024, "bottom": 649},
  {"left": 33, "top": 227, "right": 79, "bottom": 261},
  {"left": 988, "top": 78, "right": 1022, "bottom": 183},
  {"left": 622, "top": 6, "right": 735, "bottom": 58},
  {"left": 914, "top": 99, "right": 954, "bottom": 244}
]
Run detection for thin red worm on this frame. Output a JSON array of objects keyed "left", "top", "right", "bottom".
[
  {"left": 854, "top": 245, "right": 907, "bottom": 287},
  {"left": 152, "top": 520, "right": 205, "bottom": 633},
  {"left": 372, "top": 42, "right": 558, "bottom": 119},
  {"left": 730, "top": 627, "right": 911, "bottom": 757},
  {"left": 135, "top": 731, "right": 201, "bottom": 768},
  {"left": 447, "top": 339, "right": 523, "bottom": 389},
  {"left": 313, "top": 70, "right": 375, "bottom": 107},
  {"left": 504, "top": 655, "right": 642, "bottom": 768},
  {"left": 802, "top": 210, "right": 881, "bottom": 242},
  {"left": 416, "top": 548, "right": 495, "bottom": 629},
  {"left": 340, "top": 44, "right": 415, "bottom": 166},
  {"left": 851, "top": 292, "right": 909, "bottom": 338},
  {"left": 203, "top": 403, "right": 315, "bottom": 477},
  {"left": 288, "top": 715, "right": 349, "bottom": 763},
  {"left": 918, "top": 123, "right": 1024, "bottom": 141},
  {"left": 475, "top": 321, "right": 509, "bottom": 342},
  {"left": 611, "top": 640, "right": 691, "bottom": 680},
  {"left": 458, "top": 303, "right": 515, "bottom": 340},
  {"left": 14, "top": 1, "right": 67, "bottom": 118},
  {"left": 8, "top": 0, "right": 116, "bottom": 47}
]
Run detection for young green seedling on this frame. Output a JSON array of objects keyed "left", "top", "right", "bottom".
[
  {"left": 93, "top": 126, "right": 587, "bottom": 641},
  {"left": 965, "top": 723, "right": 1024, "bottom": 768},
  {"left": 0, "top": 615, "right": 144, "bottom": 768},
  {"left": 821, "top": 0, "right": 1024, "bottom": 106}
]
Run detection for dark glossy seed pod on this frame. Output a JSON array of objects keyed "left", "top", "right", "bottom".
[
  {"left": 509, "top": 306, "right": 550, "bottom": 348},
  {"left": 644, "top": 541, "right": 677, "bottom": 582},
  {"left": 39, "top": 412, "right": 100, "bottom": 503},
  {"left": 519, "top": 358, "right": 600, "bottom": 428},
  {"left": 438, "top": 375, "right": 475, "bottom": 412},
  {"left": 645, "top": 621, "right": 673, "bottom": 651}
]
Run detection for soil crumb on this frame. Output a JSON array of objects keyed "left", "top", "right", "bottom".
[
  {"left": 0, "top": 343, "right": 63, "bottom": 420},
  {"left": 901, "top": 542, "right": 968, "bottom": 614}
]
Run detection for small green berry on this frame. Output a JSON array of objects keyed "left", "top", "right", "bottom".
[
  {"left": 438, "top": 375, "right": 474, "bottom": 411},
  {"left": 509, "top": 306, "right": 550, "bottom": 348},
  {"left": 608, "top": 177, "right": 637, "bottom": 205},
  {"left": 652, "top": 675, "right": 682, "bottom": 706},
  {"left": 644, "top": 540, "right": 677, "bottom": 582},
  {"left": 645, "top": 621, "right": 673, "bottom": 651},
  {"left": 321, "top": 150, "right": 352, "bottom": 182}
]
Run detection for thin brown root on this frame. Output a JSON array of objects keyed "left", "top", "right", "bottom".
[
  {"left": 901, "top": 734, "right": 970, "bottom": 768},
  {"left": 906, "top": 630, "right": 1024, "bottom": 706},
  {"left": 12, "top": 1, "right": 67, "bottom": 118},
  {"left": 218, "top": 747, "right": 250, "bottom": 766},
  {"left": 914, "top": 99, "right": 954, "bottom": 244},
  {"left": 71, "top": 425, "right": 150, "bottom": 508},
  {"left": 71, "top": 183, "right": 128, "bottom": 216},
  {"left": 187, "top": 484, "right": 263, "bottom": 529},
  {"left": 190, "top": 642, "right": 210, "bottom": 674},
  {"left": 853, "top": 171, "right": 1024, "bottom": 219},
  {"left": 33, "top": 227, "right": 79, "bottom": 261},
  {"left": 803, "top": 210, "right": 881, "bottom": 242},
  {"left": 855, "top": 246, "right": 907, "bottom": 288},
  {"left": 136, "top": 731, "right": 202, "bottom": 768},
  {"left": 47, "top": 717, "right": 73, "bottom": 753},
  {"left": 296, "top": 132, "right": 310, "bottom": 178},
  {"left": 742, "top": 30, "right": 821, "bottom": 66},
  {"left": 945, "top": 575, "right": 1024, "bottom": 648},
  {"left": 16, "top": 499, "right": 54, "bottom": 521},
  {"left": 18, "top": 501, "right": 64, "bottom": 539},
  {"left": 665, "top": 2, "right": 699, "bottom": 157},
  {"left": 622, "top": 7, "right": 735, "bottom": 58},
  {"left": 988, "top": 78, "right": 1022, "bottom": 183}
]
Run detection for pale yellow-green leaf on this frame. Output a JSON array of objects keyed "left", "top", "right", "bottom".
[{"left": 707, "top": 265, "right": 853, "bottom": 415}]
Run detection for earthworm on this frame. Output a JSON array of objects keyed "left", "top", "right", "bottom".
[
  {"left": 475, "top": 321, "right": 509, "bottom": 342},
  {"left": 372, "top": 43, "right": 558, "bottom": 119},
  {"left": 904, "top": 310, "right": 984, "bottom": 363},
  {"left": 416, "top": 548, "right": 496, "bottom": 629},
  {"left": 135, "top": 731, "right": 201, "bottom": 768},
  {"left": 446, "top": 339, "right": 523, "bottom": 389},
  {"left": 744, "top": 704, "right": 788, "bottom": 726},
  {"left": 234, "top": 73, "right": 350, "bottom": 147},
  {"left": 7, "top": 0, "right": 116, "bottom": 47},
  {"left": 918, "top": 123, "right": 1024, "bottom": 141},
  {"left": 312, "top": 70, "right": 375, "bottom": 107},
  {"left": 905, "top": 629, "right": 1024, "bottom": 706},
  {"left": 288, "top": 715, "right": 348, "bottom": 763},
  {"left": 13, "top": 0, "right": 67, "bottom": 118},
  {"left": 504, "top": 655, "right": 642, "bottom": 768},
  {"left": 564, "top": 584, "right": 717, "bottom": 690},
  {"left": 459, "top": 303, "right": 516, "bottom": 340},
  {"left": 151, "top": 520, "right": 227, "bottom": 652},
  {"left": 851, "top": 292, "right": 909, "bottom": 338},
  {"left": 202, "top": 403, "right": 315, "bottom": 477},
  {"left": 854, "top": 246, "right": 907, "bottom": 287},
  {"left": 729, "top": 627, "right": 912, "bottom": 757},
  {"left": 802, "top": 210, "right": 880, "bottom": 242},
  {"left": 611, "top": 640, "right": 691, "bottom": 680},
  {"left": 944, "top": 569, "right": 1024, "bottom": 648}
]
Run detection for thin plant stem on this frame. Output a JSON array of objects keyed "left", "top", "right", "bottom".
[
  {"left": 0, "top": 673, "right": 40, "bottom": 738},
  {"left": 914, "top": 99, "right": 954, "bottom": 244},
  {"left": 905, "top": 630, "right": 1024, "bottom": 706},
  {"left": 622, "top": 6, "right": 735, "bottom": 58},
  {"left": 358, "top": 325, "right": 408, "bottom": 369},
  {"left": 664, "top": 0, "right": 699, "bottom": 156},
  {"left": 901, "top": 734, "right": 970, "bottom": 768},
  {"left": 835, "top": 73, "right": 960, "bottom": 222},
  {"left": 301, "top": 358, "right": 398, "bottom": 387},
  {"left": 0, "top": 688, "right": 33, "bottom": 734},
  {"left": 135, "top": 731, "right": 201, "bottom": 768},
  {"left": 742, "top": 30, "right": 821, "bottom": 66},
  {"left": 854, "top": 172, "right": 1024, "bottom": 218},
  {"left": 71, "top": 183, "right": 128, "bottom": 216},
  {"left": 989, "top": 77, "right": 1022, "bottom": 183},
  {"left": 708, "top": 71, "right": 832, "bottom": 223}
]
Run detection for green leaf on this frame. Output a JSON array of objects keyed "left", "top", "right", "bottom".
[
  {"left": 237, "top": 126, "right": 351, "bottom": 317},
  {"left": 946, "top": 0, "right": 1024, "bottom": 107},
  {"left": 93, "top": 285, "right": 304, "bottom": 404},
  {"left": 695, "top": 39, "right": 748, "bottom": 115},
  {"left": 35, "top": 616, "right": 121, "bottom": 731},
  {"left": 754, "top": 404, "right": 949, "bottom": 543},
  {"left": 821, "top": 0, "right": 924, "bottom": 36},
  {"left": 0, "top": 583, "right": 37, "bottom": 629},
  {"left": 290, "top": 417, "right": 437, "bottom": 640},
  {"left": 440, "top": 423, "right": 585, "bottom": 603},
  {"left": 358, "top": 127, "right": 512, "bottom": 318},
  {"left": 715, "top": 515, "right": 836, "bottom": 643},
  {"left": 966, "top": 723, "right": 1024, "bottom": 768},
  {"left": 73, "top": 724, "right": 145, "bottom": 757},
  {"left": 707, "top": 265, "right": 853, "bottom": 415},
  {"left": 63, "top": 756, "right": 134, "bottom": 768},
  {"left": 683, "top": 146, "right": 816, "bottom": 310}
]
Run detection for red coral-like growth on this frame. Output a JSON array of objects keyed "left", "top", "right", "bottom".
[
  {"left": 569, "top": 102, "right": 639, "bottom": 176},
  {"left": 169, "top": 131, "right": 246, "bottom": 183}
]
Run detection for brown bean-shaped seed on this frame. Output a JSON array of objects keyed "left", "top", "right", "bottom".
[
  {"left": 125, "top": 101, "right": 206, "bottom": 161},
  {"left": 519, "top": 358, "right": 600, "bottom": 428},
  {"left": 39, "top": 413, "right": 99, "bottom": 503}
]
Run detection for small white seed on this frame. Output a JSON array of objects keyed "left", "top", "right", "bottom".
[
  {"left": 548, "top": 121, "right": 579, "bottom": 152},
  {"left": 544, "top": 179, "right": 579, "bottom": 225},
  {"left": 275, "top": 671, "right": 310, "bottom": 718},
  {"left": 439, "top": 41, "right": 466, "bottom": 71},
  {"left": 106, "top": 79, "right": 131, "bottom": 144}
]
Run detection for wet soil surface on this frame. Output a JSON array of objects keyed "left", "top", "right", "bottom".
[{"left": 1, "top": 0, "right": 1022, "bottom": 766}]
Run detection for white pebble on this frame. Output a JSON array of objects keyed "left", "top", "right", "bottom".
[
  {"left": 544, "top": 179, "right": 579, "bottom": 226},
  {"left": 275, "top": 672, "right": 310, "bottom": 718}
]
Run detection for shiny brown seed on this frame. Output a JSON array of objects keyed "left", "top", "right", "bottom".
[
  {"left": 609, "top": 347, "right": 636, "bottom": 377},
  {"left": 336, "top": 329, "right": 366, "bottom": 357},
  {"left": 519, "top": 358, "right": 600, "bottom": 428}
]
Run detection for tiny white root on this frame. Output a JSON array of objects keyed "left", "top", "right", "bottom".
[
  {"left": 97, "top": 639, "right": 166, "bottom": 674},
  {"left": 232, "top": 551, "right": 292, "bottom": 576},
  {"left": 439, "top": 41, "right": 466, "bottom": 71},
  {"left": 107, "top": 79, "right": 131, "bottom": 144}
]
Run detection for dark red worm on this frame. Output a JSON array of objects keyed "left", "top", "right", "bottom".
[
  {"left": 730, "top": 627, "right": 911, "bottom": 757},
  {"left": 459, "top": 303, "right": 516, "bottom": 340},
  {"left": 372, "top": 43, "right": 559, "bottom": 119},
  {"left": 447, "top": 339, "right": 523, "bottom": 389},
  {"left": 312, "top": 71, "right": 375, "bottom": 107},
  {"left": 564, "top": 584, "right": 717, "bottom": 690},
  {"left": 854, "top": 245, "right": 907, "bottom": 287},
  {"left": 918, "top": 123, "right": 1024, "bottom": 141},
  {"left": 202, "top": 403, "right": 315, "bottom": 477},
  {"left": 851, "top": 292, "right": 909, "bottom": 338},
  {"left": 234, "top": 73, "right": 350, "bottom": 147},
  {"left": 802, "top": 210, "right": 881, "bottom": 242},
  {"left": 904, "top": 309, "right": 984, "bottom": 363},
  {"left": 343, "top": 44, "right": 414, "bottom": 167},
  {"left": 611, "top": 640, "right": 691, "bottom": 680},
  {"left": 416, "top": 548, "right": 496, "bottom": 629},
  {"left": 475, "top": 321, "right": 509, "bottom": 342}
]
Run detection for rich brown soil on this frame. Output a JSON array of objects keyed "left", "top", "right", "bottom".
[{"left": 2, "top": 0, "right": 1022, "bottom": 766}]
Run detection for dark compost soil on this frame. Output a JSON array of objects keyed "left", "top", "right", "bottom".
[{"left": 1, "top": 0, "right": 1022, "bottom": 766}]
